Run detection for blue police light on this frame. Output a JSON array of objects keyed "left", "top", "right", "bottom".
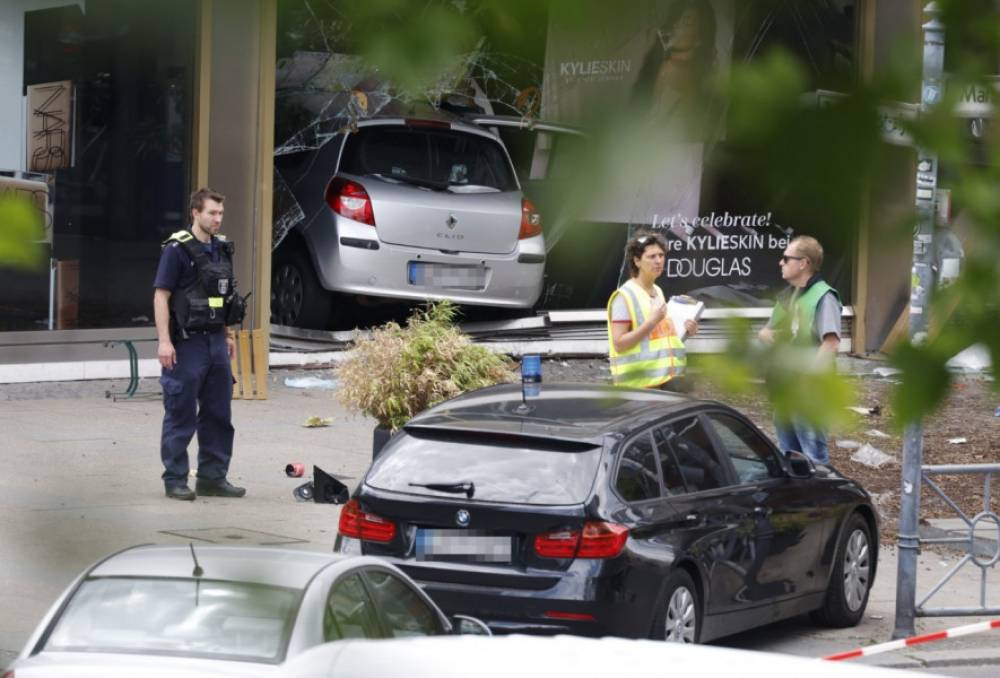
[
  {"left": 518, "top": 355, "right": 542, "bottom": 410},
  {"left": 521, "top": 354, "right": 542, "bottom": 383}
]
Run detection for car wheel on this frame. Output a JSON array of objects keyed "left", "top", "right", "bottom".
[
  {"left": 652, "top": 570, "right": 700, "bottom": 643},
  {"left": 271, "top": 245, "right": 332, "bottom": 329},
  {"left": 811, "top": 512, "right": 873, "bottom": 627}
]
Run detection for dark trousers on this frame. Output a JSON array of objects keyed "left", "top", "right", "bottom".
[{"left": 159, "top": 332, "right": 234, "bottom": 486}]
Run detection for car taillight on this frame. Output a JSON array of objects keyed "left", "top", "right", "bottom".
[
  {"left": 326, "top": 178, "right": 375, "bottom": 226},
  {"left": 534, "top": 521, "right": 628, "bottom": 559},
  {"left": 576, "top": 521, "right": 629, "bottom": 558},
  {"left": 519, "top": 198, "right": 542, "bottom": 239},
  {"left": 534, "top": 528, "right": 580, "bottom": 558},
  {"left": 338, "top": 499, "right": 397, "bottom": 543}
]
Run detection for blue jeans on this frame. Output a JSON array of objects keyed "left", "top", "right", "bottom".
[{"left": 775, "top": 417, "right": 829, "bottom": 465}]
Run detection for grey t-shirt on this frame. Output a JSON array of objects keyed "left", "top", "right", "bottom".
[
  {"left": 610, "top": 294, "right": 631, "bottom": 323},
  {"left": 813, "top": 291, "right": 842, "bottom": 342}
]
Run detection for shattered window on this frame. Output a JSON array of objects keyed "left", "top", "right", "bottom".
[{"left": 339, "top": 127, "right": 517, "bottom": 192}]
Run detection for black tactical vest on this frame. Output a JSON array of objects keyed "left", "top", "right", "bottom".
[{"left": 162, "top": 230, "right": 246, "bottom": 336}]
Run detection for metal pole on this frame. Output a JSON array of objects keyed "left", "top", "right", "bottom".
[
  {"left": 48, "top": 257, "right": 56, "bottom": 331},
  {"left": 893, "top": 2, "right": 944, "bottom": 640}
]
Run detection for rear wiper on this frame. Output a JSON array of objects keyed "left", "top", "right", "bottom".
[
  {"left": 408, "top": 481, "right": 475, "bottom": 498},
  {"left": 372, "top": 173, "right": 448, "bottom": 191}
]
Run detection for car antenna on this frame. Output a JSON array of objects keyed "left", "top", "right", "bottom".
[
  {"left": 189, "top": 543, "right": 204, "bottom": 578},
  {"left": 189, "top": 543, "right": 204, "bottom": 607}
]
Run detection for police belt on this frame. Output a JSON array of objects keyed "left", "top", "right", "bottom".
[{"left": 180, "top": 328, "right": 225, "bottom": 337}]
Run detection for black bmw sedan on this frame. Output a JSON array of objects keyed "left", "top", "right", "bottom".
[{"left": 334, "top": 383, "right": 878, "bottom": 643}]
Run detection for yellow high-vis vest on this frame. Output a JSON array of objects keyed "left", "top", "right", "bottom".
[{"left": 607, "top": 279, "right": 687, "bottom": 388}]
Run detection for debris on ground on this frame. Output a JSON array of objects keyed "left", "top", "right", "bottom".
[
  {"left": 946, "top": 344, "right": 993, "bottom": 372},
  {"left": 947, "top": 437, "right": 968, "bottom": 444},
  {"left": 284, "top": 376, "right": 339, "bottom": 389},
  {"left": 835, "top": 439, "right": 862, "bottom": 449},
  {"left": 873, "top": 367, "right": 902, "bottom": 378},
  {"left": 866, "top": 429, "right": 891, "bottom": 439},
  {"left": 302, "top": 416, "right": 334, "bottom": 427},
  {"left": 850, "top": 443, "right": 896, "bottom": 469},
  {"left": 848, "top": 406, "right": 879, "bottom": 416}
]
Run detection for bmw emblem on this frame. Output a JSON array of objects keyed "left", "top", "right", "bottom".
[{"left": 455, "top": 509, "right": 471, "bottom": 527}]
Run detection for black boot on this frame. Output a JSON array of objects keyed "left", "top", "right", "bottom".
[
  {"left": 195, "top": 477, "right": 247, "bottom": 498},
  {"left": 165, "top": 484, "right": 196, "bottom": 501}
]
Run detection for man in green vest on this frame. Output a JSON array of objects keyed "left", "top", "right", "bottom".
[{"left": 758, "top": 235, "right": 841, "bottom": 464}]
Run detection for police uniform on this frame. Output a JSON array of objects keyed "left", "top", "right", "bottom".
[{"left": 153, "top": 230, "right": 245, "bottom": 493}]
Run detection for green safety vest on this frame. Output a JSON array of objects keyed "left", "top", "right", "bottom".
[
  {"left": 769, "top": 279, "right": 840, "bottom": 346},
  {"left": 607, "top": 279, "right": 687, "bottom": 388}
]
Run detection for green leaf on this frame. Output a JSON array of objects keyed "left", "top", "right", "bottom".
[
  {"left": 890, "top": 343, "right": 952, "bottom": 425},
  {"left": 0, "top": 195, "right": 44, "bottom": 271}
]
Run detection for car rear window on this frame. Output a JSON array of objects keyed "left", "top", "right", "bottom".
[
  {"left": 366, "top": 429, "right": 602, "bottom": 506},
  {"left": 45, "top": 577, "right": 299, "bottom": 662},
  {"left": 339, "top": 126, "right": 517, "bottom": 192}
]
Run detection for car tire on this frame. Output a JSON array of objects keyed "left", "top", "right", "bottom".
[
  {"left": 271, "top": 244, "right": 332, "bottom": 329},
  {"left": 811, "top": 512, "right": 873, "bottom": 627},
  {"left": 651, "top": 569, "right": 700, "bottom": 643}
]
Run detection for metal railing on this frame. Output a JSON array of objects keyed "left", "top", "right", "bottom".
[{"left": 915, "top": 464, "right": 1000, "bottom": 617}]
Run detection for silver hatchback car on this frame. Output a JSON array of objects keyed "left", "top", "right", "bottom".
[
  {"left": 272, "top": 117, "right": 545, "bottom": 329},
  {"left": 8, "top": 545, "right": 486, "bottom": 677}
]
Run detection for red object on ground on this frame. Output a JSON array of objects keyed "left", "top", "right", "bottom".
[{"left": 285, "top": 462, "right": 304, "bottom": 478}]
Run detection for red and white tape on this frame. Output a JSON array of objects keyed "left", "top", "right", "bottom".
[{"left": 824, "top": 619, "right": 1000, "bottom": 661}]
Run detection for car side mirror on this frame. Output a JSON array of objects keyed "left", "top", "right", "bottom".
[
  {"left": 786, "top": 450, "right": 816, "bottom": 479},
  {"left": 451, "top": 614, "right": 492, "bottom": 636}
]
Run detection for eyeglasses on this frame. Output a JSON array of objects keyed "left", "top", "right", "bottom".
[{"left": 780, "top": 255, "right": 807, "bottom": 264}]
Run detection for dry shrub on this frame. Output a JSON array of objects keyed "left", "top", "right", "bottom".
[{"left": 336, "top": 301, "right": 515, "bottom": 430}]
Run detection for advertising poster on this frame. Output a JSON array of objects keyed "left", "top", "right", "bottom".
[
  {"left": 539, "top": 0, "right": 851, "bottom": 307},
  {"left": 542, "top": 0, "right": 734, "bottom": 226}
]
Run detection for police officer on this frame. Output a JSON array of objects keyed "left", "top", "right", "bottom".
[{"left": 153, "top": 188, "right": 247, "bottom": 500}]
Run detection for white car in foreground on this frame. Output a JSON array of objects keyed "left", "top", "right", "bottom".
[{"left": 7, "top": 545, "right": 486, "bottom": 677}]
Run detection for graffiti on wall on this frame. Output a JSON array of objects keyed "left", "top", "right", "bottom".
[{"left": 27, "top": 81, "right": 73, "bottom": 172}]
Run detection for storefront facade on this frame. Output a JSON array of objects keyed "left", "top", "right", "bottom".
[
  {"left": 0, "top": 1, "right": 924, "bottom": 378},
  {"left": 0, "top": 0, "right": 275, "bottom": 379}
]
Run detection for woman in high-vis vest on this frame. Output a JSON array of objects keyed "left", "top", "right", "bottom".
[{"left": 607, "top": 230, "right": 698, "bottom": 390}]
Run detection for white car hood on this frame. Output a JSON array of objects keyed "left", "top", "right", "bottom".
[{"left": 11, "top": 651, "right": 277, "bottom": 677}]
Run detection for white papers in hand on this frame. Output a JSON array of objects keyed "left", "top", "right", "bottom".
[{"left": 667, "top": 295, "right": 705, "bottom": 341}]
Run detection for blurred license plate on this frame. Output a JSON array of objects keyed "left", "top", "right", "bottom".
[
  {"left": 407, "top": 262, "right": 486, "bottom": 290},
  {"left": 415, "top": 529, "right": 512, "bottom": 563}
]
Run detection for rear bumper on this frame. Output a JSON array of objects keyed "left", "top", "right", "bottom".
[
  {"left": 303, "top": 213, "right": 545, "bottom": 308},
  {"left": 393, "top": 559, "right": 655, "bottom": 639}
]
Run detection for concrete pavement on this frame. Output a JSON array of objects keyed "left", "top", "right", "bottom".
[{"left": 1, "top": 371, "right": 998, "bottom": 674}]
